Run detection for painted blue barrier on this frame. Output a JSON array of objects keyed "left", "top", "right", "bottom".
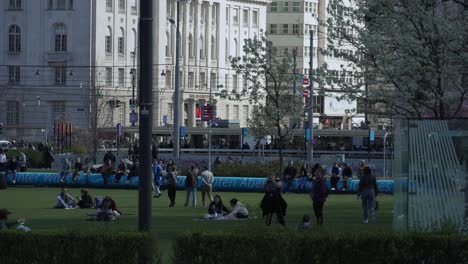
[{"left": 5, "top": 173, "right": 394, "bottom": 194}]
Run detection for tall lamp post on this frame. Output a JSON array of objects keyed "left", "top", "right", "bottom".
[
  {"left": 130, "top": 50, "right": 137, "bottom": 127},
  {"left": 306, "top": 30, "right": 314, "bottom": 163},
  {"left": 169, "top": 0, "right": 182, "bottom": 158}
]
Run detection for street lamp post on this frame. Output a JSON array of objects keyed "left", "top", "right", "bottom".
[
  {"left": 306, "top": 30, "right": 314, "bottom": 163},
  {"left": 130, "top": 50, "right": 137, "bottom": 127},
  {"left": 170, "top": 0, "right": 182, "bottom": 158}
]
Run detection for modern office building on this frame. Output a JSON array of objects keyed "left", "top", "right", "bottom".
[{"left": 266, "top": 0, "right": 365, "bottom": 129}]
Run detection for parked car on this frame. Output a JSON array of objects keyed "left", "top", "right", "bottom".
[{"left": 0, "top": 140, "right": 16, "bottom": 150}]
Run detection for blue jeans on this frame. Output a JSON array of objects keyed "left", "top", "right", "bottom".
[
  {"left": 361, "top": 188, "right": 376, "bottom": 220},
  {"left": 59, "top": 171, "right": 69, "bottom": 181},
  {"left": 184, "top": 188, "right": 197, "bottom": 207},
  {"left": 282, "top": 179, "right": 292, "bottom": 193}
]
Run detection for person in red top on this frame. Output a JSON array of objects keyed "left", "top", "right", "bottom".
[{"left": 310, "top": 164, "right": 327, "bottom": 225}]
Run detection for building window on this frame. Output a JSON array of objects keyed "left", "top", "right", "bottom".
[
  {"left": 226, "top": 7, "right": 230, "bottom": 25},
  {"left": 199, "top": 35, "right": 205, "bottom": 59},
  {"left": 292, "top": 24, "right": 299, "bottom": 34},
  {"left": 282, "top": 2, "right": 289, "bottom": 12},
  {"left": 130, "top": 0, "right": 137, "bottom": 14},
  {"left": 211, "top": 36, "right": 216, "bottom": 60},
  {"left": 8, "top": 25, "right": 21, "bottom": 52},
  {"left": 225, "top": 38, "right": 229, "bottom": 61},
  {"left": 106, "top": 67, "right": 113, "bottom": 86},
  {"left": 200, "top": 72, "right": 206, "bottom": 89},
  {"left": 312, "top": 3, "right": 317, "bottom": 16},
  {"left": 233, "top": 8, "right": 239, "bottom": 25},
  {"left": 188, "top": 34, "right": 194, "bottom": 58},
  {"left": 106, "top": 0, "right": 113, "bottom": 12},
  {"left": 225, "top": 74, "right": 229, "bottom": 91},
  {"left": 242, "top": 10, "right": 248, "bottom": 27},
  {"left": 8, "top": 66, "right": 20, "bottom": 84},
  {"left": 168, "top": 103, "right": 173, "bottom": 120},
  {"left": 269, "top": 24, "right": 277, "bottom": 34},
  {"left": 188, "top": 72, "right": 195, "bottom": 89},
  {"left": 252, "top": 10, "right": 258, "bottom": 28},
  {"left": 69, "top": 0, "right": 73, "bottom": 9},
  {"left": 9, "top": 0, "right": 22, "bottom": 9},
  {"left": 165, "top": 31, "right": 170, "bottom": 57},
  {"left": 225, "top": 104, "right": 230, "bottom": 119},
  {"left": 292, "top": 2, "right": 300, "bottom": 12},
  {"left": 118, "top": 68, "right": 124, "bottom": 86},
  {"left": 233, "top": 105, "right": 239, "bottom": 120},
  {"left": 165, "top": 70, "right": 172, "bottom": 88},
  {"left": 117, "top": 102, "right": 126, "bottom": 124},
  {"left": 57, "top": 0, "right": 66, "bottom": 9},
  {"left": 118, "top": 0, "right": 125, "bottom": 13},
  {"left": 54, "top": 66, "right": 67, "bottom": 85},
  {"left": 54, "top": 24, "right": 67, "bottom": 52},
  {"left": 210, "top": 73, "right": 217, "bottom": 91},
  {"left": 233, "top": 74, "right": 238, "bottom": 91},
  {"left": 6, "top": 101, "right": 20, "bottom": 125},
  {"left": 233, "top": 38, "right": 238, "bottom": 57},
  {"left": 242, "top": 105, "right": 249, "bottom": 122},
  {"left": 283, "top": 47, "right": 289, "bottom": 56},
  {"left": 242, "top": 76, "right": 248, "bottom": 92},
  {"left": 282, "top": 24, "right": 289, "bottom": 34},
  {"left": 270, "top": 2, "right": 277, "bottom": 12},
  {"left": 118, "top": 28, "right": 125, "bottom": 54},
  {"left": 105, "top": 27, "right": 112, "bottom": 54}
]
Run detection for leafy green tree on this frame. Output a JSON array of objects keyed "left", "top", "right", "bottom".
[
  {"left": 228, "top": 33, "right": 304, "bottom": 173},
  {"left": 321, "top": 0, "right": 468, "bottom": 119}
]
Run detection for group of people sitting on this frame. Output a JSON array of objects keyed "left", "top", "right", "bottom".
[
  {"left": 55, "top": 188, "right": 122, "bottom": 221},
  {"left": 282, "top": 160, "right": 356, "bottom": 193},
  {"left": 203, "top": 196, "right": 249, "bottom": 220}
]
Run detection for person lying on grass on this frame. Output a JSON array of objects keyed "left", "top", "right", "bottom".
[
  {"left": 204, "top": 195, "right": 230, "bottom": 220},
  {"left": 0, "top": 209, "right": 26, "bottom": 230},
  {"left": 76, "top": 189, "right": 93, "bottom": 209},
  {"left": 219, "top": 198, "right": 249, "bottom": 220},
  {"left": 55, "top": 188, "right": 76, "bottom": 209},
  {"left": 96, "top": 196, "right": 122, "bottom": 221}
]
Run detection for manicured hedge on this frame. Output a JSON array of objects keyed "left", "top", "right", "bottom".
[
  {"left": 0, "top": 229, "right": 161, "bottom": 264},
  {"left": 174, "top": 229, "right": 468, "bottom": 264}
]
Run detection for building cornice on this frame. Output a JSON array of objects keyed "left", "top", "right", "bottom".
[{"left": 227, "top": 0, "right": 271, "bottom": 6}]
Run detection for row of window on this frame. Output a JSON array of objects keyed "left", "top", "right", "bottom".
[
  {"left": 7, "top": 66, "right": 131, "bottom": 87},
  {"left": 273, "top": 46, "right": 318, "bottom": 58},
  {"left": 226, "top": 7, "right": 259, "bottom": 28},
  {"left": 7, "top": 0, "right": 74, "bottom": 10},
  {"left": 106, "top": 0, "right": 137, "bottom": 14},
  {"left": 8, "top": 23, "right": 67, "bottom": 53},
  {"left": 270, "top": 1, "right": 318, "bottom": 15},
  {"left": 269, "top": 24, "right": 318, "bottom": 35},
  {"left": 105, "top": 27, "right": 137, "bottom": 56}
]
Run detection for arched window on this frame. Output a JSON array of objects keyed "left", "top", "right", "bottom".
[
  {"left": 165, "top": 31, "right": 171, "bottom": 56},
  {"left": 210, "top": 36, "right": 216, "bottom": 60},
  {"left": 54, "top": 23, "right": 67, "bottom": 52},
  {"left": 188, "top": 34, "right": 194, "bottom": 58},
  {"left": 8, "top": 25, "right": 21, "bottom": 52},
  {"left": 129, "top": 28, "right": 136, "bottom": 55},
  {"left": 199, "top": 35, "right": 204, "bottom": 59},
  {"left": 118, "top": 28, "right": 125, "bottom": 54},
  {"left": 225, "top": 38, "right": 229, "bottom": 61},
  {"left": 105, "top": 27, "right": 112, "bottom": 54},
  {"left": 233, "top": 38, "right": 238, "bottom": 58}
]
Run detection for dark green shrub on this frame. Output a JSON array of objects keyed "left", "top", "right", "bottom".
[
  {"left": 0, "top": 229, "right": 161, "bottom": 264},
  {"left": 174, "top": 228, "right": 468, "bottom": 264}
]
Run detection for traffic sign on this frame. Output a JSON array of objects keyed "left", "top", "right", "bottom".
[
  {"left": 369, "top": 129, "right": 375, "bottom": 142},
  {"left": 202, "top": 104, "right": 214, "bottom": 121},
  {"left": 302, "top": 77, "right": 309, "bottom": 86},
  {"left": 302, "top": 90, "right": 310, "bottom": 97}
]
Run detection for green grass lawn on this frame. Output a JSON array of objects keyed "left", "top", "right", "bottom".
[{"left": 0, "top": 187, "right": 393, "bottom": 262}]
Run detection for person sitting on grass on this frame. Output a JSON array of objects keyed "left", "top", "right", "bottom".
[
  {"left": 77, "top": 189, "right": 93, "bottom": 208},
  {"left": 204, "top": 195, "right": 230, "bottom": 219},
  {"left": 55, "top": 188, "right": 76, "bottom": 209},
  {"left": 221, "top": 198, "right": 249, "bottom": 220},
  {"left": 0, "top": 209, "right": 26, "bottom": 230},
  {"left": 59, "top": 158, "right": 71, "bottom": 184},
  {"left": 6, "top": 157, "right": 18, "bottom": 185},
  {"left": 297, "top": 214, "right": 312, "bottom": 230},
  {"left": 72, "top": 157, "right": 83, "bottom": 184},
  {"left": 96, "top": 196, "right": 121, "bottom": 221}
]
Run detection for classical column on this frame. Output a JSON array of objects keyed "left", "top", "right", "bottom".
[
  {"left": 194, "top": 0, "right": 203, "bottom": 88},
  {"left": 187, "top": 99, "right": 196, "bottom": 127},
  {"left": 183, "top": 1, "right": 191, "bottom": 92}
]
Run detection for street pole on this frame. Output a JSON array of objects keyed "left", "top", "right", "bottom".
[
  {"left": 208, "top": 83, "right": 212, "bottom": 171},
  {"left": 306, "top": 30, "right": 314, "bottom": 163},
  {"left": 365, "top": 64, "right": 370, "bottom": 162},
  {"left": 138, "top": 0, "right": 153, "bottom": 233},
  {"left": 172, "top": 0, "right": 181, "bottom": 158},
  {"left": 293, "top": 48, "right": 297, "bottom": 96},
  {"left": 131, "top": 49, "right": 136, "bottom": 127}
]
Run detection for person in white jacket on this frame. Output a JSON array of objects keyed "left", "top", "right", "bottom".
[
  {"left": 200, "top": 166, "right": 214, "bottom": 207},
  {"left": 221, "top": 198, "right": 249, "bottom": 220},
  {"left": 55, "top": 188, "right": 76, "bottom": 209}
]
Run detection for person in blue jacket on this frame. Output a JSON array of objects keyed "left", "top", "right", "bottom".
[{"left": 152, "top": 159, "right": 164, "bottom": 198}]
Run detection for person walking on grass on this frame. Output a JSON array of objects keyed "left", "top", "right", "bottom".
[
  {"left": 184, "top": 165, "right": 198, "bottom": 207},
  {"left": 6, "top": 157, "right": 18, "bottom": 185},
  {"left": 153, "top": 159, "right": 164, "bottom": 198},
  {"left": 358, "top": 166, "right": 378, "bottom": 224},
  {"left": 166, "top": 165, "right": 178, "bottom": 207},
  {"left": 200, "top": 165, "right": 214, "bottom": 207},
  {"left": 330, "top": 161, "right": 341, "bottom": 191},
  {"left": 310, "top": 164, "right": 327, "bottom": 226},
  {"left": 261, "top": 174, "right": 287, "bottom": 226}
]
